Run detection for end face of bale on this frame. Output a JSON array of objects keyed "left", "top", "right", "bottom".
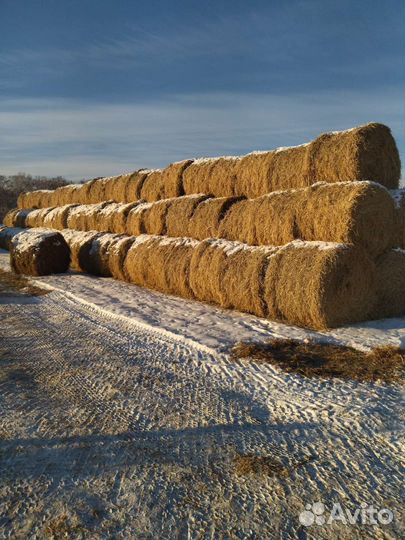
[
  {"left": 264, "top": 241, "right": 376, "bottom": 329},
  {"left": 10, "top": 229, "right": 70, "bottom": 276}
]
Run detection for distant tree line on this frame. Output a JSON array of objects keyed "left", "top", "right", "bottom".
[{"left": 0, "top": 173, "right": 69, "bottom": 222}]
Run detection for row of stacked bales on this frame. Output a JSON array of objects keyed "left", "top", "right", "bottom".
[
  {"left": 7, "top": 181, "right": 399, "bottom": 257},
  {"left": 51, "top": 231, "right": 377, "bottom": 329},
  {"left": 16, "top": 123, "right": 401, "bottom": 210},
  {"left": 3, "top": 122, "right": 403, "bottom": 328}
]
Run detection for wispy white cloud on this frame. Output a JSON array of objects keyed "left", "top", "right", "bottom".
[{"left": 0, "top": 88, "right": 403, "bottom": 182}]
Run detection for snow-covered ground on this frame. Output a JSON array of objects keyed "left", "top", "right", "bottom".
[{"left": 0, "top": 249, "right": 404, "bottom": 540}]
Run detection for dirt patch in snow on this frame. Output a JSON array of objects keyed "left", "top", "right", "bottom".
[{"left": 232, "top": 339, "right": 405, "bottom": 384}]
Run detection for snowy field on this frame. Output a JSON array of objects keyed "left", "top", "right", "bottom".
[{"left": 0, "top": 249, "right": 404, "bottom": 539}]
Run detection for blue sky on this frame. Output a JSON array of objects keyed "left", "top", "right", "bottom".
[{"left": 0, "top": 0, "right": 403, "bottom": 181}]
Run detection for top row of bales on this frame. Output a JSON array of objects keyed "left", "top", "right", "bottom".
[{"left": 17, "top": 123, "right": 401, "bottom": 209}]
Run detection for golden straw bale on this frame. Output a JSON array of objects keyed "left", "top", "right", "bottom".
[
  {"left": 140, "top": 160, "right": 193, "bottom": 202},
  {"left": 306, "top": 123, "right": 400, "bottom": 189},
  {"left": 17, "top": 192, "right": 29, "bottom": 209},
  {"left": 371, "top": 249, "right": 405, "bottom": 319},
  {"left": 108, "top": 236, "right": 137, "bottom": 281},
  {"left": 25, "top": 208, "right": 55, "bottom": 228},
  {"left": 97, "top": 202, "right": 124, "bottom": 232},
  {"left": 59, "top": 229, "right": 101, "bottom": 271},
  {"left": 124, "top": 170, "right": 150, "bottom": 202},
  {"left": 219, "top": 198, "right": 264, "bottom": 245},
  {"left": 66, "top": 202, "right": 111, "bottom": 231},
  {"left": 42, "top": 204, "right": 78, "bottom": 230},
  {"left": 78, "top": 233, "right": 125, "bottom": 277},
  {"left": 390, "top": 189, "right": 405, "bottom": 249},
  {"left": 111, "top": 202, "right": 142, "bottom": 234},
  {"left": 142, "top": 199, "right": 174, "bottom": 235},
  {"left": 294, "top": 181, "right": 396, "bottom": 257},
  {"left": 182, "top": 123, "right": 400, "bottom": 197},
  {"left": 3, "top": 209, "right": 20, "bottom": 227},
  {"left": 103, "top": 176, "right": 122, "bottom": 201},
  {"left": 86, "top": 178, "right": 110, "bottom": 204},
  {"left": 126, "top": 202, "right": 153, "bottom": 235},
  {"left": 264, "top": 241, "right": 376, "bottom": 329},
  {"left": 189, "top": 239, "right": 275, "bottom": 316},
  {"left": 182, "top": 157, "right": 241, "bottom": 197},
  {"left": 165, "top": 194, "right": 211, "bottom": 237},
  {"left": 9, "top": 228, "right": 70, "bottom": 276},
  {"left": 218, "top": 181, "right": 396, "bottom": 257},
  {"left": 187, "top": 196, "right": 244, "bottom": 240},
  {"left": 125, "top": 235, "right": 197, "bottom": 298}
]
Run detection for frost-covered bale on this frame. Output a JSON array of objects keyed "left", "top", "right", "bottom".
[
  {"left": 264, "top": 241, "right": 376, "bottom": 329},
  {"left": 140, "top": 160, "right": 193, "bottom": 202},
  {"left": 25, "top": 207, "right": 55, "bottom": 228},
  {"left": 183, "top": 123, "right": 400, "bottom": 198},
  {"left": 124, "top": 170, "right": 150, "bottom": 202},
  {"left": 125, "top": 235, "right": 197, "bottom": 298},
  {"left": 77, "top": 233, "right": 125, "bottom": 276},
  {"left": 372, "top": 249, "right": 405, "bottom": 319},
  {"left": 59, "top": 229, "right": 101, "bottom": 271},
  {"left": 53, "top": 184, "right": 81, "bottom": 206},
  {"left": 182, "top": 157, "right": 241, "bottom": 198},
  {"left": 220, "top": 181, "right": 396, "bottom": 257},
  {"left": 97, "top": 202, "right": 124, "bottom": 232},
  {"left": 108, "top": 236, "right": 137, "bottom": 281},
  {"left": 9, "top": 228, "right": 70, "bottom": 276},
  {"left": 188, "top": 196, "right": 244, "bottom": 241},
  {"left": 42, "top": 204, "right": 79, "bottom": 230},
  {"left": 3, "top": 208, "right": 31, "bottom": 228},
  {"left": 165, "top": 194, "right": 210, "bottom": 237},
  {"left": 111, "top": 202, "right": 142, "bottom": 234},
  {"left": 390, "top": 188, "right": 405, "bottom": 249},
  {"left": 126, "top": 202, "right": 153, "bottom": 235},
  {"left": 67, "top": 202, "right": 111, "bottom": 231},
  {"left": 189, "top": 239, "right": 275, "bottom": 317},
  {"left": 17, "top": 190, "right": 55, "bottom": 209},
  {"left": 0, "top": 226, "right": 21, "bottom": 250}
]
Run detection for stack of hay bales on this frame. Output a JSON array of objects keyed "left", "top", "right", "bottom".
[{"left": 4, "top": 121, "right": 403, "bottom": 328}]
